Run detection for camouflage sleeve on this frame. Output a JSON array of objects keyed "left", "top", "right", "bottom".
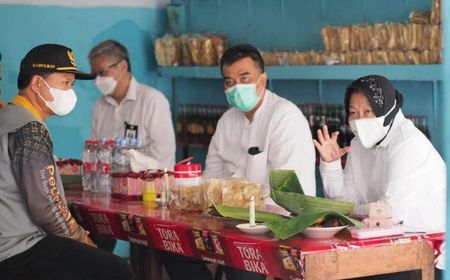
[{"left": 9, "top": 121, "right": 87, "bottom": 242}]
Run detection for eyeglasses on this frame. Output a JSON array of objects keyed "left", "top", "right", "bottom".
[{"left": 95, "top": 60, "right": 121, "bottom": 76}]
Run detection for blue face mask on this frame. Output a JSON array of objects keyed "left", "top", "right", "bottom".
[{"left": 225, "top": 82, "right": 260, "bottom": 112}]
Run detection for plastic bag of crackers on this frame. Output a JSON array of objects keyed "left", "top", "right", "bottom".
[{"left": 202, "top": 178, "right": 264, "bottom": 210}]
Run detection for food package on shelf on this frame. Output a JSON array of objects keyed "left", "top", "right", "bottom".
[
  {"left": 310, "top": 51, "right": 324, "bottom": 65},
  {"left": 431, "top": 0, "right": 441, "bottom": 25},
  {"left": 187, "top": 35, "right": 202, "bottom": 66},
  {"left": 337, "top": 26, "right": 351, "bottom": 52},
  {"left": 298, "top": 51, "right": 313, "bottom": 65},
  {"left": 202, "top": 178, "right": 264, "bottom": 210},
  {"left": 286, "top": 51, "right": 299, "bottom": 65},
  {"left": 350, "top": 25, "right": 361, "bottom": 51},
  {"left": 386, "top": 23, "right": 402, "bottom": 50},
  {"left": 430, "top": 25, "right": 442, "bottom": 50},
  {"left": 179, "top": 35, "right": 193, "bottom": 65},
  {"left": 320, "top": 26, "right": 339, "bottom": 52},
  {"left": 419, "top": 24, "right": 432, "bottom": 51},
  {"left": 210, "top": 34, "right": 227, "bottom": 65},
  {"left": 154, "top": 34, "right": 181, "bottom": 66},
  {"left": 357, "top": 24, "right": 373, "bottom": 51},
  {"left": 371, "top": 24, "right": 388, "bottom": 50},
  {"left": 409, "top": 10, "right": 431, "bottom": 24},
  {"left": 406, "top": 50, "right": 421, "bottom": 64},
  {"left": 260, "top": 51, "right": 278, "bottom": 66},
  {"left": 155, "top": 33, "right": 227, "bottom": 66},
  {"left": 429, "top": 49, "right": 441, "bottom": 64}
]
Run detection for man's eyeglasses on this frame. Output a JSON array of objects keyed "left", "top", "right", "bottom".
[{"left": 95, "top": 60, "right": 121, "bottom": 76}]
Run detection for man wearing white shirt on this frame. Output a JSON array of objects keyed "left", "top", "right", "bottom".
[
  {"left": 89, "top": 40, "right": 175, "bottom": 170},
  {"left": 204, "top": 44, "right": 316, "bottom": 202},
  {"left": 88, "top": 40, "right": 176, "bottom": 259},
  {"left": 160, "top": 44, "right": 316, "bottom": 280}
]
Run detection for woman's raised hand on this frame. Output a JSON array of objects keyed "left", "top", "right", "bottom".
[{"left": 313, "top": 125, "right": 351, "bottom": 163}]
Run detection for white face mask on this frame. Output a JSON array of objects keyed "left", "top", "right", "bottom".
[
  {"left": 348, "top": 101, "right": 397, "bottom": 148},
  {"left": 95, "top": 76, "right": 117, "bottom": 96},
  {"left": 38, "top": 78, "right": 77, "bottom": 116},
  {"left": 349, "top": 117, "right": 389, "bottom": 148}
]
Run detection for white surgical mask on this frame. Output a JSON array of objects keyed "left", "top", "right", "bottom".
[
  {"left": 95, "top": 76, "right": 117, "bottom": 96},
  {"left": 348, "top": 101, "right": 397, "bottom": 148},
  {"left": 349, "top": 117, "right": 388, "bottom": 148},
  {"left": 39, "top": 78, "right": 77, "bottom": 116}
]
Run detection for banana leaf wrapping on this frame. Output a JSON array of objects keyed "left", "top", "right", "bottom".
[
  {"left": 212, "top": 170, "right": 363, "bottom": 240},
  {"left": 270, "top": 170, "right": 355, "bottom": 215},
  {"left": 213, "top": 205, "right": 362, "bottom": 240}
]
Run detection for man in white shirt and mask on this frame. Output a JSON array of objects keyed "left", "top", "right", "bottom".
[
  {"left": 205, "top": 44, "right": 316, "bottom": 203},
  {"left": 89, "top": 40, "right": 175, "bottom": 170},
  {"left": 314, "top": 75, "right": 446, "bottom": 277},
  {"left": 160, "top": 44, "right": 316, "bottom": 280}
]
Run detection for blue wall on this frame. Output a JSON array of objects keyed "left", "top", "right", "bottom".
[
  {"left": 171, "top": 0, "right": 442, "bottom": 164},
  {"left": 0, "top": 4, "right": 170, "bottom": 159}
]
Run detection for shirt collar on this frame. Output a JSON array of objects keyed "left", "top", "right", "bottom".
[
  {"left": 104, "top": 76, "right": 137, "bottom": 106},
  {"left": 11, "top": 95, "right": 43, "bottom": 121}
]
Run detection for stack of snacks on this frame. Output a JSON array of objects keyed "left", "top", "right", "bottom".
[
  {"left": 263, "top": 0, "right": 441, "bottom": 66},
  {"left": 169, "top": 177, "right": 264, "bottom": 212},
  {"left": 56, "top": 159, "right": 82, "bottom": 176},
  {"left": 111, "top": 170, "right": 173, "bottom": 201},
  {"left": 155, "top": 34, "right": 227, "bottom": 66},
  {"left": 203, "top": 178, "right": 264, "bottom": 210}
]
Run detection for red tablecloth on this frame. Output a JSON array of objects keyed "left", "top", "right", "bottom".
[{"left": 66, "top": 191, "right": 444, "bottom": 279}]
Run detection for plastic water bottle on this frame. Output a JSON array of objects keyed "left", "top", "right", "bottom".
[
  {"left": 97, "top": 140, "right": 114, "bottom": 193},
  {"left": 90, "top": 140, "right": 100, "bottom": 192},
  {"left": 116, "top": 138, "right": 130, "bottom": 173},
  {"left": 112, "top": 137, "right": 122, "bottom": 173},
  {"left": 81, "top": 140, "right": 98, "bottom": 192}
]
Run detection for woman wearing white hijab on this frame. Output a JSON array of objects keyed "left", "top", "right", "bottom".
[{"left": 314, "top": 75, "right": 445, "bottom": 233}]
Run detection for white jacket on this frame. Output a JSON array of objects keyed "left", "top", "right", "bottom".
[
  {"left": 91, "top": 77, "right": 176, "bottom": 170},
  {"left": 204, "top": 89, "right": 316, "bottom": 204},
  {"left": 320, "top": 111, "right": 446, "bottom": 232}
]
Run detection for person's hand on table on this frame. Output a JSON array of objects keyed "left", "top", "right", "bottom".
[
  {"left": 82, "top": 230, "right": 97, "bottom": 248},
  {"left": 313, "top": 125, "right": 351, "bottom": 162}
]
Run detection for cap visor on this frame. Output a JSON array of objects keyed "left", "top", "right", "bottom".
[{"left": 66, "top": 70, "right": 95, "bottom": 80}]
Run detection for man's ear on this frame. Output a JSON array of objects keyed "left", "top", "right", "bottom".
[
  {"left": 119, "top": 60, "right": 128, "bottom": 72},
  {"left": 259, "top": 72, "right": 268, "bottom": 88},
  {"left": 30, "top": 75, "right": 43, "bottom": 93}
]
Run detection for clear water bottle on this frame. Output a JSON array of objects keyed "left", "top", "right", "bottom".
[
  {"left": 90, "top": 140, "right": 100, "bottom": 192},
  {"left": 97, "top": 140, "right": 114, "bottom": 193},
  {"left": 81, "top": 140, "right": 98, "bottom": 192},
  {"left": 116, "top": 138, "right": 130, "bottom": 173},
  {"left": 112, "top": 137, "right": 122, "bottom": 173}
]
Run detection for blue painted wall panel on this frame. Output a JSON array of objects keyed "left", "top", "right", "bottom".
[
  {"left": 172, "top": 0, "right": 440, "bottom": 166},
  {"left": 0, "top": 5, "right": 170, "bottom": 159}
]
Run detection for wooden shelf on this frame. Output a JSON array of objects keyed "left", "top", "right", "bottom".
[{"left": 158, "top": 65, "right": 443, "bottom": 81}]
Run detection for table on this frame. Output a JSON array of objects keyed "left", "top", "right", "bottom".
[{"left": 66, "top": 191, "right": 443, "bottom": 280}]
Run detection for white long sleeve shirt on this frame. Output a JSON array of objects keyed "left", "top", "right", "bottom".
[
  {"left": 91, "top": 77, "right": 176, "bottom": 170},
  {"left": 204, "top": 89, "right": 316, "bottom": 204},
  {"left": 320, "top": 111, "right": 446, "bottom": 232}
]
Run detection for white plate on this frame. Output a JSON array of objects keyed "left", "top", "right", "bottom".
[
  {"left": 302, "top": 225, "right": 348, "bottom": 238},
  {"left": 236, "top": 223, "right": 270, "bottom": 235}
]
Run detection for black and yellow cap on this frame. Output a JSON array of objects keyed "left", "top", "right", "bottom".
[{"left": 20, "top": 44, "right": 94, "bottom": 80}]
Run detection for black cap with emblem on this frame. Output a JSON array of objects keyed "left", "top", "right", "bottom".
[{"left": 19, "top": 44, "right": 94, "bottom": 80}]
